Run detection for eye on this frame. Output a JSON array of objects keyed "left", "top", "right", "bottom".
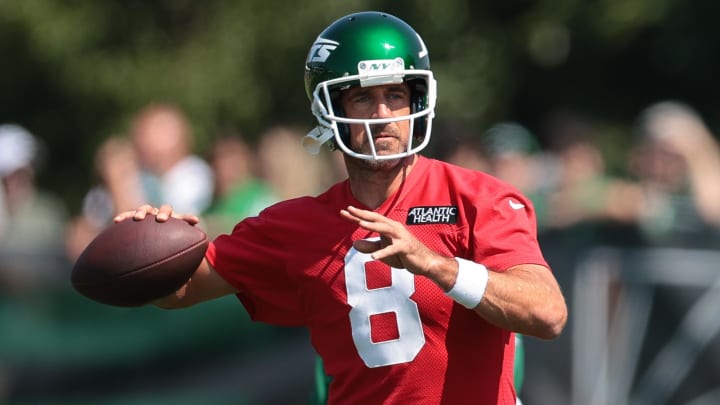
[
  {"left": 385, "top": 89, "right": 410, "bottom": 107},
  {"left": 387, "top": 85, "right": 410, "bottom": 98},
  {"left": 351, "top": 93, "right": 370, "bottom": 104}
]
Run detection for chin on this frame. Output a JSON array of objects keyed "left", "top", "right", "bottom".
[
  {"left": 344, "top": 152, "right": 395, "bottom": 170},
  {"left": 365, "top": 158, "right": 396, "bottom": 170},
  {"left": 365, "top": 154, "right": 409, "bottom": 170}
]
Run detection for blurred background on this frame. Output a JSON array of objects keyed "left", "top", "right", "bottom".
[{"left": 2, "top": 0, "right": 720, "bottom": 404}]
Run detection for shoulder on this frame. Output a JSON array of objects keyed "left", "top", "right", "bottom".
[
  {"left": 422, "top": 156, "right": 516, "bottom": 194},
  {"left": 419, "top": 157, "right": 535, "bottom": 219},
  {"left": 261, "top": 195, "right": 319, "bottom": 217},
  {"left": 257, "top": 181, "right": 345, "bottom": 220}
]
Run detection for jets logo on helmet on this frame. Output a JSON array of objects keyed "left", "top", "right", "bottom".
[{"left": 308, "top": 38, "right": 339, "bottom": 63}]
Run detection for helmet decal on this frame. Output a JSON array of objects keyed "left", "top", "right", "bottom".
[
  {"left": 358, "top": 58, "right": 405, "bottom": 87},
  {"left": 416, "top": 34, "right": 428, "bottom": 59},
  {"left": 307, "top": 38, "right": 339, "bottom": 64}
]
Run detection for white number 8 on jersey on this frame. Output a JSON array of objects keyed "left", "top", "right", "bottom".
[{"left": 344, "top": 238, "right": 426, "bottom": 368}]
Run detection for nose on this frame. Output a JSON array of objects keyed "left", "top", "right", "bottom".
[{"left": 371, "top": 100, "right": 393, "bottom": 119}]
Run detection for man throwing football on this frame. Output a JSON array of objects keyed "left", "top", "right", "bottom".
[{"left": 116, "top": 11, "right": 567, "bottom": 404}]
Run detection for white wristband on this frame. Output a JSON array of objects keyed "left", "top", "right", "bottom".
[{"left": 445, "top": 257, "right": 489, "bottom": 309}]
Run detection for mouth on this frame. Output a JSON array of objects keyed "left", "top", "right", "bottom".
[
  {"left": 374, "top": 132, "right": 395, "bottom": 140},
  {"left": 370, "top": 123, "right": 392, "bottom": 134},
  {"left": 370, "top": 125, "right": 398, "bottom": 140}
]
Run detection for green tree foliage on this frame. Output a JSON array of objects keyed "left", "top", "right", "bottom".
[{"left": 0, "top": 0, "right": 717, "bottom": 210}]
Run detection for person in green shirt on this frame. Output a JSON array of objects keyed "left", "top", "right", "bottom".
[{"left": 203, "top": 135, "right": 278, "bottom": 238}]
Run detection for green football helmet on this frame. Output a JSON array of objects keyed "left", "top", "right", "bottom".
[{"left": 303, "top": 12, "right": 437, "bottom": 160}]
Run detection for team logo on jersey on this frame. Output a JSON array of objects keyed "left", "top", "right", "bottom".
[
  {"left": 406, "top": 206, "right": 458, "bottom": 225},
  {"left": 308, "top": 38, "right": 339, "bottom": 63}
]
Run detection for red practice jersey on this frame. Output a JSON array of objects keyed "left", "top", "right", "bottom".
[{"left": 207, "top": 156, "right": 549, "bottom": 404}]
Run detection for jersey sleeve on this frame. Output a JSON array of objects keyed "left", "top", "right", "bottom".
[
  {"left": 472, "top": 186, "right": 549, "bottom": 272},
  {"left": 206, "top": 214, "right": 304, "bottom": 326}
]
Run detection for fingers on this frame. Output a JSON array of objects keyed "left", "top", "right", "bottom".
[
  {"left": 113, "top": 210, "right": 135, "bottom": 223},
  {"left": 352, "top": 238, "right": 404, "bottom": 269},
  {"left": 341, "top": 205, "right": 384, "bottom": 222},
  {"left": 113, "top": 204, "right": 197, "bottom": 224},
  {"left": 353, "top": 239, "right": 382, "bottom": 254},
  {"left": 341, "top": 206, "right": 397, "bottom": 234},
  {"left": 342, "top": 206, "right": 409, "bottom": 267},
  {"left": 156, "top": 204, "right": 173, "bottom": 221},
  {"left": 340, "top": 206, "right": 362, "bottom": 223},
  {"left": 113, "top": 204, "right": 153, "bottom": 222},
  {"left": 136, "top": 204, "right": 157, "bottom": 220},
  {"left": 178, "top": 213, "right": 201, "bottom": 225}
]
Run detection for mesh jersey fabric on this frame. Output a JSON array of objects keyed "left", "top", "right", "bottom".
[{"left": 207, "top": 156, "right": 548, "bottom": 404}]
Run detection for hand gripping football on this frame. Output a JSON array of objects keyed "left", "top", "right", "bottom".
[{"left": 71, "top": 216, "right": 208, "bottom": 307}]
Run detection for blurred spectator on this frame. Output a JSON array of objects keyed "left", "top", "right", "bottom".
[
  {"left": 0, "top": 124, "right": 69, "bottom": 293},
  {"left": 444, "top": 140, "right": 489, "bottom": 172},
  {"left": 203, "top": 132, "right": 278, "bottom": 238},
  {"left": 257, "top": 126, "right": 336, "bottom": 199},
  {"left": 628, "top": 100, "right": 720, "bottom": 246},
  {"left": 131, "top": 103, "right": 214, "bottom": 215},
  {"left": 438, "top": 128, "right": 490, "bottom": 173},
  {"left": 65, "top": 135, "right": 144, "bottom": 260},
  {"left": 542, "top": 112, "right": 644, "bottom": 232},
  {"left": 66, "top": 103, "right": 214, "bottom": 260},
  {"left": 482, "top": 121, "right": 553, "bottom": 228},
  {"left": 428, "top": 122, "right": 490, "bottom": 173}
]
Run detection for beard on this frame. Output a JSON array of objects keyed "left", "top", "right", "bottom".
[
  {"left": 364, "top": 156, "right": 404, "bottom": 170},
  {"left": 343, "top": 150, "right": 408, "bottom": 172},
  {"left": 341, "top": 121, "right": 414, "bottom": 170},
  {"left": 362, "top": 124, "right": 407, "bottom": 154}
]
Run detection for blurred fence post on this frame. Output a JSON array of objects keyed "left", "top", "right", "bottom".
[{"left": 572, "top": 247, "right": 720, "bottom": 405}]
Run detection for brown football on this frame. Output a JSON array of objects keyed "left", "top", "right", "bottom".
[{"left": 71, "top": 216, "right": 208, "bottom": 307}]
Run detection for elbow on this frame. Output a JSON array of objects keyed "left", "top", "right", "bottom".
[
  {"left": 152, "top": 297, "right": 183, "bottom": 310},
  {"left": 534, "top": 299, "right": 568, "bottom": 340},
  {"left": 150, "top": 285, "right": 193, "bottom": 309},
  {"left": 151, "top": 294, "right": 185, "bottom": 310}
]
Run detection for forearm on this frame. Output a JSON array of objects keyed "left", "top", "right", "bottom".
[
  {"left": 474, "top": 265, "right": 567, "bottom": 339},
  {"left": 425, "top": 258, "right": 567, "bottom": 340},
  {"left": 340, "top": 205, "right": 567, "bottom": 338},
  {"left": 152, "top": 258, "right": 238, "bottom": 309}
]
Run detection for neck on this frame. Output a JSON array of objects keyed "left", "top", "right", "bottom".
[{"left": 344, "top": 154, "right": 418, "bottom": 209}]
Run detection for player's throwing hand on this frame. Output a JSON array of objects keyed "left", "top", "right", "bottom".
[{"left": 340, "top": 205, "right": 453, "bottom": 280}]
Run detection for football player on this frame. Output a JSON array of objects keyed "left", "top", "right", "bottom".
[{"left": 117, "top": 11, "right": 567, "bottom": 404}]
